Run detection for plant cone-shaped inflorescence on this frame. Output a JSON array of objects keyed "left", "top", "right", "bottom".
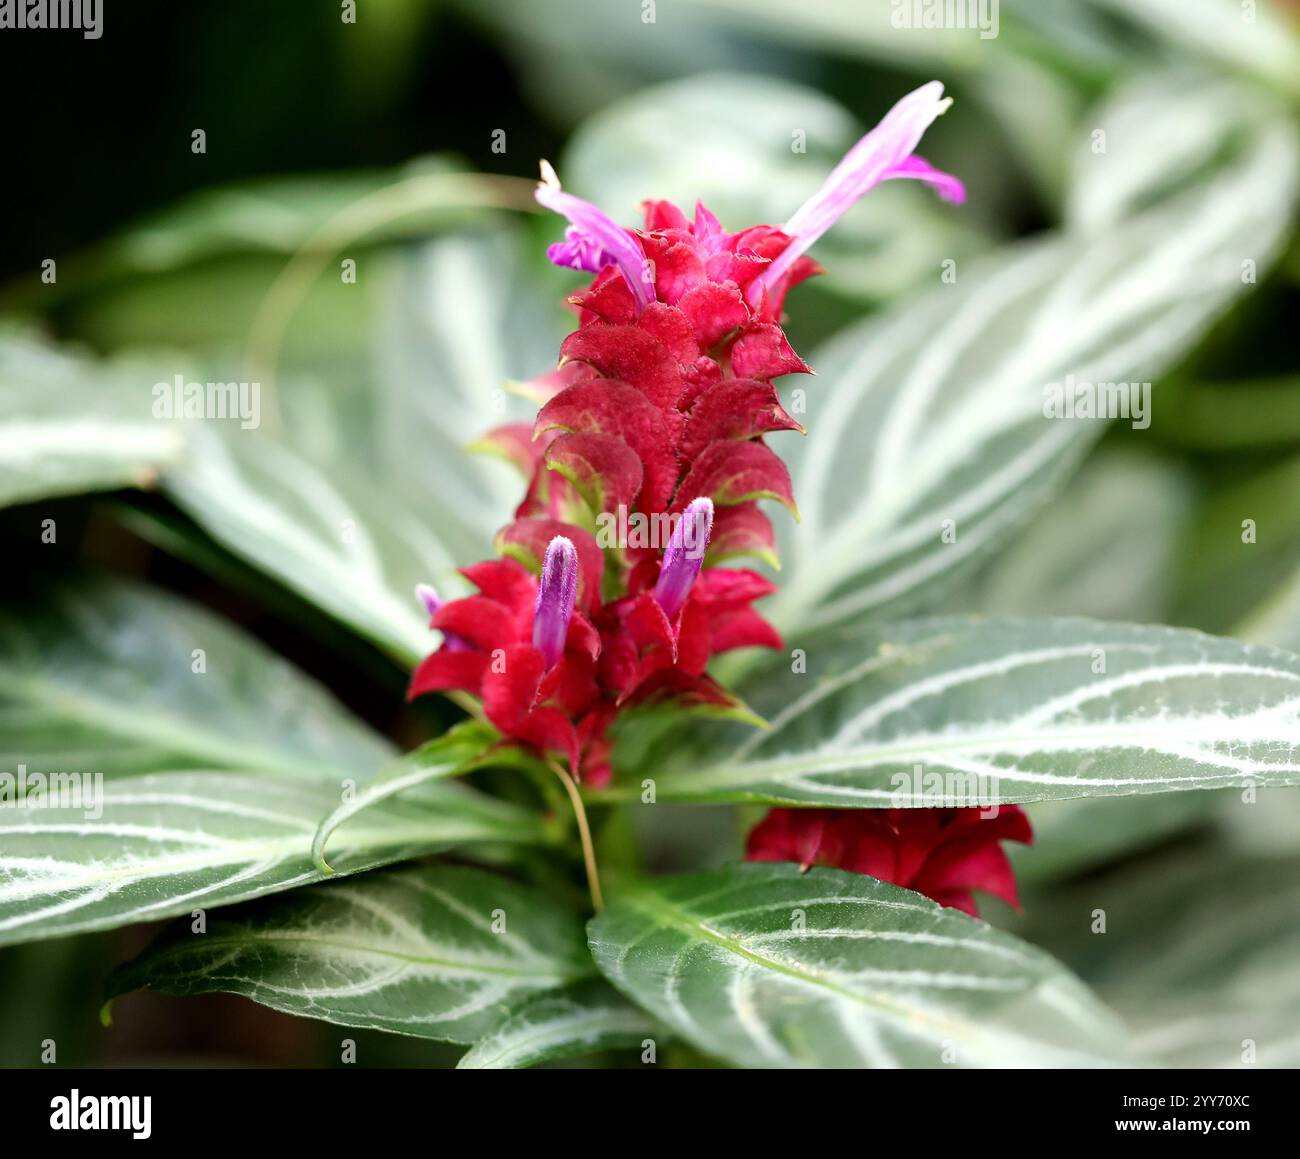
[{"left": 409, "top": 83, "right": 1028, "bottom": 915}]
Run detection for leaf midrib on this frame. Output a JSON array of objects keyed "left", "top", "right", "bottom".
[{"left": 133, "top": 930, "right": 587, "bottom": 983}]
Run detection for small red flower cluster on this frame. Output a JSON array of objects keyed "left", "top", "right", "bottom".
[
  {"left": 746, "top": 805, "right": 1034, "bottom": 916},
  {"left": 409, "top": 198, "right": 813, "bottom": 785}
]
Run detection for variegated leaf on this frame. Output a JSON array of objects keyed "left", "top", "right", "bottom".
[
  {"left": 589, "top": 863, "right": 1132, "bottom": 1068},
  {"left": 457, "top": 979, "right": 658, "bottom": 1069},
  {"left": 0, "top": 334, "right": 184, "bottom": 509},
  {"left": 644, "top": 619, "right": 1300, "bottom": 806},
  {"left": 108, "top": 866, "right": 591, "bottom": 1042},
  {"left": 0, "top": 574, "right": 394, "bottom": 781},
  {"left": 0, "top": 764, "right": 542, "bottom": 947},
  {"left": 767, "top": 109, "right": 1296, "bottom": 636}
]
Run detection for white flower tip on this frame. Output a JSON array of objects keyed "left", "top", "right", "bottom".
[
  {"left": 936, "top": 97, "right": 954, "bottom": 116},
  {"left": 538, "top": 159, "right": 560, "bottom": 188}
]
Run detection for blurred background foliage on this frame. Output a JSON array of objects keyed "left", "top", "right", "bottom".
[{"left": 3, "top": 0, "right": 1300, "bottom": 1067}]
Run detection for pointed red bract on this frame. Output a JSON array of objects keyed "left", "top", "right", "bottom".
[{"left": 745, "top": 806, "right": 1033, "bottom": 917}]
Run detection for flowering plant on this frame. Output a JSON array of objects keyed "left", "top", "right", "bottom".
[{"left": 5, "top": 28, "right": 1300, "bottom": 1075}]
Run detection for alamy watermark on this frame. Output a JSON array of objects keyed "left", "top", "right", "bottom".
[
  {"left": 891, "top": 0, "right": 999, "bottom": 39},
  {"left": 1043, "top": 375, "right": 1151, "bottom": 430},
  {"left": 153, "top": 375, "right": 261, "bottom": 430},
  {"left": 595, "top": 505, "right": 708, "bottom": 556},
  {"left": 0, "top": 0, "right": 102, "bottom": 38},
  {"left": 890, "top": 764, "right": 1002, "bottom": 816},
  {"left": 1, "top": 765, "right": 104, "bottom": 820}
]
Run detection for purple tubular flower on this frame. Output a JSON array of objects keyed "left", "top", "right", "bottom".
[
  {"left": 415, "top": 583, "right": 443, "bottom": 620},
  {"left": 532, "top": 535, "right": 579, "bottom": 669},
  {"left": 416, "top": 583, "right": 471, "bottom": 652},
  {"left": 751, "top": 81, "right": 965, "bottom": 302},
  {"left": 653, "top": 498, "right": 714, "bottom": 621},
  {"left": 535, "top": 160, "right": 655, "bottom": 311}
]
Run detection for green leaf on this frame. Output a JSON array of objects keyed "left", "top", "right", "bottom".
[
  {"left": 312, "top": 722, "right": 500, "bottom": 873},
  {"left": 0, "top": 574, "right": 395, "bottom": 781},
  {"left": 1090, "top": 0, "right": 1300, "bottom": 97},
  {"left": 0, "top": 333, "right": 184, "bottom": 509},
  {"left": 456, "top": 979, "right": 658, "bottom": 1069},
  {"left": 108, "top": 866, "right": 590, "bottom": 1042},
  {"left": 0, "top": 766, "right": 542, "bottom": 948},
  {"left": 643, "top": 618, "right": 1300, "bottom": 806},
  {"left": 766, "top": 110, "right": 1296, "bottom": 636},
  {"left": 1064, "top": 69, "right": 1281, "bottom": 230},
  {"left": 963, "top": 448, "right": 1195, "bottom": 624},
  {"left": 1016, "top": 846, "right": 1300, "bottom": 1067},
  {"left": 165, "top": 422, "right": 446, "bottom": 664},
  {"left": 1014, "top": 793, "right": 1219, "bottom": 885},
  {"left": 588, "top": 863, "right": 1132, "bottom": 1068}
]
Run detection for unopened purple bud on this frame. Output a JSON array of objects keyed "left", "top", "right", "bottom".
[
  {"left": 653, "top": 498, "right": 714, "bottom": 621},
  {"left": 416, "top": 582, "right": 470, "bottom": 652},
  {"left": 415, "top": 583, "right": 443, "bottom": 619},
  {"left": 533, "top": 536, "right": 579, "bottom": 669}
]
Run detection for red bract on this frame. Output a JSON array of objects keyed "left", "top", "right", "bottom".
[{"left": 745, "top": 806, "right": 1034, "bottom": 917}]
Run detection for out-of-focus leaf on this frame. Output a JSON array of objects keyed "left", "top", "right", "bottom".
[
  {"left": 767, "top": 113, "right": 1295, "bottom": 636},
  {"left": 108, "top": 866, "right": 590, "bottom": 1041},
  {"left": 1016, "top": 847, "right": 1300, "bottom": 1067},
  {"left": 367, "top": 229, "right": 564, "bottom": 565},
  {"left": 1156, "top": 376, "right": 1300, "bottom": 451},
  {"left": 1174, "top": 454, "right": 1300, "bottom": 638},
  {"left": 1091, "top": 0, "right": 1300, "bottom": 97},
  {"left": 0, "top": 333, "right": 184, "bottom": 510},
  {"left": 9, "top": 157, "right": 469, "bottom": 299},
  {"left": 966, "top": 448, "right": 1196, "bottom": 623},
  {"left": 1014, "top": 794, "right": 1218, "bottom": 885},
  {"left": 0, "top": 573, "right": 394, "bottom": 781},
  {"left": 589, "top": 863, "right": 1133, "bottom": 1068},
  {"left": 1066, "top": 69, "right": 1281, "bottom": 230},
  {"left": 641, "top": 618, "right": 1300, "bottom": 806},
  {"left": 0, "top": 761, "right": 543, "bottom": 948},
  {"left": 457, "top": 979, "right": 658, "bottom": 1069},
  {"left": 165, "top": 422, "right": 445, "bottom": 664}
]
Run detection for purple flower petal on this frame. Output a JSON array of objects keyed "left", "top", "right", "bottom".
[
  {"left": 653, "top": 498, "right": 714, "bottom": 621},
  {"left": 535, "top": 161, "right": 655, "bottom": 310},
  {"left": 532, "top": 535, "right": 579, "bottom": 669},
  {"left": 884, "top": 155, "right": 967, "bottom": 204},
  {"left": 751, "top": 81, "right": 962, "bottom": 302}
]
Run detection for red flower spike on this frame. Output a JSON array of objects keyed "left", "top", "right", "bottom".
[
  {"left": 412, "top": 86, "right": 979, "bottom": 835},
  {"left": 745, "top": 806, "right": 1033, "bottom": 917}
]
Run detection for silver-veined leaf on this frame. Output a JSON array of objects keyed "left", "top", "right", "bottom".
[
  {"left": 165, "top": 424, "right": 442, "bottom": 664},
  {"left": 0, "top": 573, "right": 395, "bottom": 781},
  {"left": 108, "top": 866, "right": 590, "bottom": 1042},
  {"left": 0, "top": 764, "right": 542, "bottom": 948},
  {"left": 646, "top": 619, "right": 1300, "bottom": 806},
  {"left": 457, "top": 979, "right": 658, "bottom": 1069},
  {"left": 1016, "top": 847, "right": 1300, "bottom": 1068},
  {"left": 588, "top": 863, "right": 1132, "bottom": 1068},
  {"left": 767, "top": 112, "right": 1296, "bottom": 636},
  {"left": 0, "top": 333, "right": 184, "bottom": 510}
]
